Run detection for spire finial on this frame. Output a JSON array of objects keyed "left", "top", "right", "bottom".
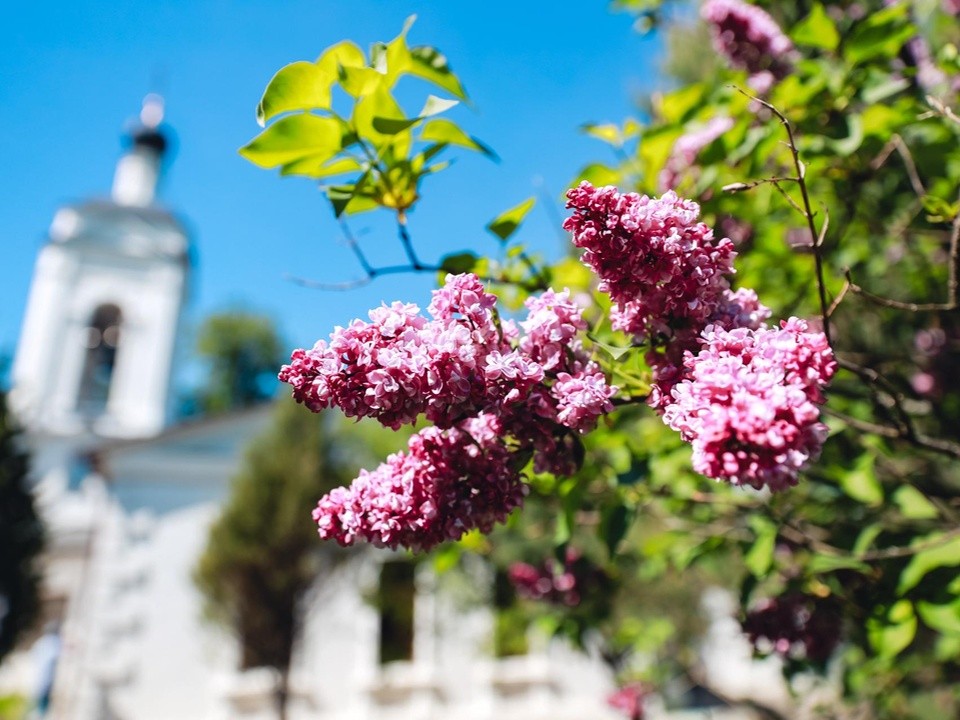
[{"left": 140, "top": 93, "right": 165, "bottom": 129}]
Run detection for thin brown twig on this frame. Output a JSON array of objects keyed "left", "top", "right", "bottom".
[
  {"left": 830, "top": 358, "right": 960, "bottom": 460},
  {"left": 870, "top": 134, "right": 926, "bottom": 199},
  {"left": 826, "top": 279, "right": 850, "bottom": 318},
  {"left": 733, "top": 86, "right": 832, "bottom": 345}
]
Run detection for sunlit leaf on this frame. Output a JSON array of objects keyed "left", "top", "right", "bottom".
[
  {"left": 240, "top": 114, "right": 345, "bottom": 168},
  {"left": 791, "top": 3, "right": 840, "bottom": 51},
  {"left": 256, "top": 62, "right": 333, "bottom": 127},
  {"left": 486, "top": 197, "right": 536, "bottom": 242},
  {"left": 420, "top": 118, "right": 496, "bottom": 158},
  {"left": 744, "top": 516, "right": 776, "bottom": 578},
  {"left": 898, "top": 534, "right": 960, "bottom": 594},
  {"left": 868, "top": 600, "right": 917, "bottom": 658},
  {"left": 439, "top": 251, "right": 479, "bottom": 274},
  {"left": 409, "top": 45, "right": 468, "bottom": 99}
]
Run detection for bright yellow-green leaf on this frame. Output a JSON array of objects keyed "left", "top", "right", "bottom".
[
  {"left": 838, "top": 452, "right": 883, "bottom": 506},
  {"left": 808, "top": 554, "right": 871, "bottom": 575},
  {"left": 353, "top": 85, "right": 405, "bottom": 143},
  {"left": 657, "top": 83, "right": 707, "bottom": 124},
  {"left": 420, "top": 118, "right": 496, "bottom": 158},
  {"left": 486, "top": 197, "right": 536, "bottom": 243},
  {"left": 240, "top": 114, "right": 345, "bottom": 168},
  {"left": 917, "top": 600, "right": 960, "bottom": 636},
  {"left": 280, "top": 155, "right": 362, "bottom": 179},
  {"left": 576, "top": 162, "right": 623, "bottom": 188},
  {"left": 868, "top": 600, "right": 917, "bottom": 658},
  {"left": 582, "top": 123, "right": 623, "bottom": 147},
  {"left": 893, "top": 486, "right": 939, "bottom": 520},
  {"left": 898, "top": 534, "right": 960, "bottom": 594},
  {"left": 745, "top": 516, "right": 777, "bottom": 578},
  {"left": 315, "top": 40, "right": 366, "bottom": 74},
  {"left": 256, "top": 62, "right": 334, "bottom": 127},
  {"left": 408, "top": 45, "right": 467, "bottom": 99},
  {"left": 340, "top": 66, "right": 384, "bottom": 98},
  {"left": 791, "top": 3, "right": 840, "bottom": 51}
]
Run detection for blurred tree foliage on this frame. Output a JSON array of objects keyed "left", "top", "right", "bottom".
[
  {"left": 195, "top": 312, "right": 285, "bottom": 414},
  {"left": 194, "top": 398, "right": 407, "bottom": 719},
  {"left": 0, "top": 390, "right": 44, "bottom": 665}
]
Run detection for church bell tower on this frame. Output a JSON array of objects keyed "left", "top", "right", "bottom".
[{"left": 11, "top": 95, "right": 191, "bottom": 439}]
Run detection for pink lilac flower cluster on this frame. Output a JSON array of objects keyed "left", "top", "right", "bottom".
[
  {"left": 313, "top": 414, "right": 526, "bottom": 552},
  {"left": 563, "top": 181, "right": 834, "bottom": 491},
  {"left": 563, "top": 181, "right": 737, "bottom": 343},
  {"left": 281, "top": 274, "right": 614, "bottom": 443},
  {"left": 742, "top": 593, "right": 842, "bottom": 663},
  {"left": 659, "top": 116, "right": 735, "bottom": 191},
  {"left": 607, "top": 682, "right": 648, "bottom": 720},
  {"left": 701, "top": 0, "right": 795, "bottom": 93},
  {"left": 284, "top": 273, "right": 617, "bottom": 549},
  {"left": 662, "top": 319, "right": 836, "bottom": 491},
  {"left": 564, "top": 181, "right": 773, "bottom": 409}
]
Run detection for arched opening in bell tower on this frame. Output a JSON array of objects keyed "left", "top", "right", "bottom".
[{"left": 77, "top": 303, "right": 123, "bottom": 416}]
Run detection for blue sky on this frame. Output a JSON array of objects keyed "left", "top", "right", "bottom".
[{"left": 1, "top": 0, "right": 663, "bottom": 387}]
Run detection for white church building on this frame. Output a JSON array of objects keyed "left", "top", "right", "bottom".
[{"left": 0, "top": 99, "right": 791, "bottom": 720}]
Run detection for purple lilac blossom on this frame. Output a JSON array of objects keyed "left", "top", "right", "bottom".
[
  {"left": 701, "top": 0, "right": 795, "bottom": 91},
  {"left": 659, "top": 116, "right": 735, "bottom": 191},
  {"left": 742, "top": 594, "right": 842, "bottom": 663}
]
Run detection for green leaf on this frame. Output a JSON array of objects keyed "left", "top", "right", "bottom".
[
  {"left": 582, "top": 123, "right": 623, "bottom": 147},
  {"left": 420, "top": 118, "right": 496, "bottom": 159},
  {"left": 808, "top": 554, "right": 871, "bottom": 575},
  {"left": 419, "top": 94, "right": 459, "bottom": 118},
  {"left": 371, "top": 95, "right": 459, "bottom": 135},
  {"left": 828, "top": 113, "right": 864, "bottom": 157},
  {"left": 486, "top": 197, "right": 536, "bottom": 242},
  {"left": 917, "top": 600, "right": 960, "bottom": 636},
  {"left": 601, "top": 503, "right": 632, "bottom": 558},
  {"left": 893, "top": 486, "right": 938, "bottom": 520},
  {"left": 744, "top": 516, "right": 776, "bottom": 578},
  {"left": 339, "top": 66, "right": 384, "bottom": 98},
  {"left": 353, "top": 84, "right": 405, "bottom": 143},
  {"left": 868, "top": 600, "right": 917, "bottom": 658},
  {"left": 791, "top": 3, "right": 840, "bottom": 51},
  {"left": 898, "top": 534, "right": 960, "bottom": 594},
  {"left": 587, "top": 334, "right": 634, "bottom": 361},
  {"left": 576, "top": 163, "right": 622, "bottom": 188},
  {"left": 256, "top": 62, "right": 334, "bottom": 127},
  {"left": 280, "top": 155, "right": 362, "bottom": 179},
  {"left": 439, "top": 251, "right": 479, "bottom": 274},
  {"left": 844, "top": 4, "right": 915, "bottom": 65},
  {"left": 409, "top": 45, "right": 468, "bottom": 99},
  {"left": 316, "top": 40, "right": 367, "bottom": 75},
  {"left": 240, "top": 114, "right": 345, "bottom": 168},
  {"left": 838, "top": 451, "right": 883, "bottom": 506},
  {"left": 326, "top": 175, "right": 379, "bottom": 218}
]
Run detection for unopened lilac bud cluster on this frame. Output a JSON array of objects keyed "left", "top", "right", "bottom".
[
  {"left": 564, "top": 182, "right": 835, "bottom": 492},
  {"left": 283, "top": 274, "right": 616, "bottom": 550},
  {"left": 742, "top": 594, "right": 842, "bottom": 663},
  {"left": 701, "top": 0, "right": 795, "bottom": 93}
]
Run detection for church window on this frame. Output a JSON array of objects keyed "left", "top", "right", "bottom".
[
  {"left": 377, "top": 560, "right": 416, "bottom": 664},
  {"left": 77, "top": 304, "right": 122, "bottom": 415}
]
